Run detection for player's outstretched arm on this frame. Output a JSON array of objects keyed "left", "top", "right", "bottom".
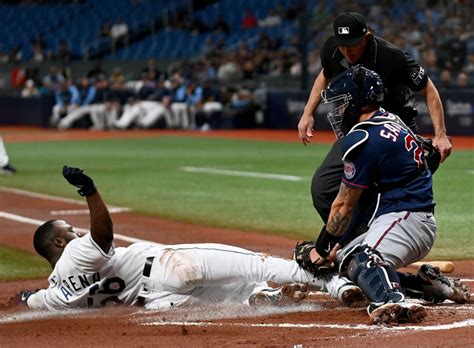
[{"left": 62, "top": 165, "right": 113, "bottom": 253}]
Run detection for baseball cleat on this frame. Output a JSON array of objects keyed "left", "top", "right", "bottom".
[
  {"left": 248, "top": 283, "right": 308, "bottom": 307},
  {"left": 338, "top": 285, "right": 366, "bottom": 306},
  {"left": 418, "top": 264, "right": 470, "bottom": 304},
  {"left": 368, "top": 302, "right": 426, "bottom": 325},
  {"left": 0, "top": 163, "right": 16, "bottom": 176},
  {"left": 368, "top": 302, "right": 404, "bottom": 325}
]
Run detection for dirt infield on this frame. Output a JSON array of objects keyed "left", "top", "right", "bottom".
[{"left": 0, "top": 128, "right": 473, "bottom": 346}]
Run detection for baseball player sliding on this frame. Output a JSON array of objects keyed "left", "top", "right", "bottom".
[{"left": 22, "top": 166, "right": 358, "bottom": 311}]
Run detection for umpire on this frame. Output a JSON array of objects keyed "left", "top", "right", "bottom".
[{"left": 298, "top": 12, "right": 452, "bottom": 225}]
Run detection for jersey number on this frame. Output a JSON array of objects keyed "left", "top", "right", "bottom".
[
  {"left": 404, "top": 134, "right": 423, "bottom": 166},
  {"left": 87, "top": 277, "right": 126, "bottom": 307}
]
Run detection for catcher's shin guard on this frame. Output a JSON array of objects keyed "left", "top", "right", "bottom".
[{"left": 347, "top": 248, "right": 404, "bottom": 304}]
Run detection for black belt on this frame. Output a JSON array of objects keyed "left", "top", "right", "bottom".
[{"left": 143, "top": 256, "right": 155, "bottom": 277}]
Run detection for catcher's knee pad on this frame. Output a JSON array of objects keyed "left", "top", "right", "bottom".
[{"left": 346, "top": 248, "right": 403, "bottom": 304}]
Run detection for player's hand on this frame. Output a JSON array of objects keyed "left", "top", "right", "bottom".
[
  {"left": 62, "top": 165, "right": 97, "bottom": 197},
  {"left": 432, "top": 134, "right": 452, "bottom": 163},
  {"left": 327, "top": 243, "right": 341, "bottom": 263},
  {"left": 18, "top": 290, "right": 35, "bottom": 305},
  {"left": 298, "top": 114, "right": 314, "bottom": 146}
]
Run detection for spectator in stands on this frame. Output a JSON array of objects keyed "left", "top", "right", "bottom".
[
  {"left": 110, "top": 66, "right": 125, "bottom": 85},
  {"left": 439, "top": 69, "right": 454, "bottom": 89},
  {"left": 465, "top": 53, "right": 474, "bottom": 74},
  {"left": 57, "top": 76, "right": 97, "bottom": 130},
  {"left": 10, "top": 65, "right": 27, "bottom": 90},
  {"left": 50, "top": 79, "right": 80, "bottom": 127},
  {"left": 456, "top": 71, "right": 469, "bottom": 88},
  {"left": 99, "top": 22, "right": 111, "bottom": 39},
  {"left": 21, "top": 79, "right": 40, "bottom": 98},
  {"left": 31, "top": 41, "right": 45, "bottom": 62},
  {"left": 87, "top": 61, "right": 107, "bottom": 81},
  {"left": 110, "top": 17, "right": 129, "bottom": 41},
  {"left": 256, "top": 32, "right": 278, "bottom": 51},
  {"left": 140, "top": 58, "right": 163, "bottom": 80},
  {"left": 213, "top": 15, "right": 230, "bottom": 37},
  {"left": 8, "top": 45, "right": 22, "bottom": 63},
  {"left": 56, "top": 40, "right": 72, "bottom": 63},
  {"left": 241, "top": 9, "right": 258, "bottom": 29},
  {"left": 217, "top": 53, "right": 241, "bottom": 80},
  {"left": 258, "top": 9, "right": 282, "bottom": 28},
  {"left": 42, "top": 65, "right": 65, "bottom": 95}
]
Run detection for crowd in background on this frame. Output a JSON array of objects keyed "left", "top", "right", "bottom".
[
  {"left": 7, "top": 0, "right": 474, "bottom": 131},
  {"left": 21, "top": 59, "right": 264, "bottom": 131}
]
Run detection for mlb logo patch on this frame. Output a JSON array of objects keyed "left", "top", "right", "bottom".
[{"left": 338, "top": 27, "right": 350, "bottom": 35}]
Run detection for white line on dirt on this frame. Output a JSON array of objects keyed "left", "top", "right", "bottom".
[
  {"left": 180, "top": 166, "right": 308, "bottom": 182},
  {"left": 50, "top": 207, "right": 131, "bottom": 216},
  {"left": 0, "top": 186, "right": 129, "bottom": 210},
  {"left": 0, "top": 211, "right": 160, "bottom": 246},
  {"left": 140, "top": 318, "right": 474, "bottom": 331}
]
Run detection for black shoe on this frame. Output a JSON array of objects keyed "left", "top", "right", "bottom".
[{"left": 0, "top": 163, "right": 16, "bottom": 175}]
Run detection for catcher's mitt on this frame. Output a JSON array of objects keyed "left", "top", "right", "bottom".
[
  {"left": 293, "top": 241, "right": 335, "bottom": 277},
  {"left": 415, "top": 135, "right": 441, "bottom": 174}
]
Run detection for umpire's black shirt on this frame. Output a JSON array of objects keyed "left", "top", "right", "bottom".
[{"left": 321, "top": 36, "right": 428, "bottom": 131}]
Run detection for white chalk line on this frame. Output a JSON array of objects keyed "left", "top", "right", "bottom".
[
  {"left": 0, "top": 211, "right": 160, "bottom": 246},
  {"left": 0, "top": 186, "right": 130, "bottom": 210},
  {"left": 140, "top": 318, "right": 474, "bottom": 332},
  {"left": 179, "top": 166, "right": 309, "bottom": 182}
]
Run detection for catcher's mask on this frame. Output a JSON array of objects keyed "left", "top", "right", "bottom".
[{"left": 321, "top": 65, "right": 384, "bottom": 138}]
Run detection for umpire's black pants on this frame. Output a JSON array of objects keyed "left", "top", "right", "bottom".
[{"left": 311, "top": 138, "right": 344, "bottom": 223}]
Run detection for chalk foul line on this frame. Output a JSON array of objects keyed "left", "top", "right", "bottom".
[
  {"left": 179, "top": 166, "right": 308, "bottom": 182},
  {"left": 0, "top": 211, "right": 160, "bottom": 246},
  {"left": 139, "top": 318, "right": 474, "bottom": 332}
]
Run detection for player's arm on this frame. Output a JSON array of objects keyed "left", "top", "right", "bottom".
[
  {"left": 62, "top": 166, "right": 113, "bottom": 253},
  {"left": 418, "top": 78, "right": 452, "bottom": 162},
  {"left": 326, "top": 182, "right": 364, "bottom": 237},
  {"left": 298, "top": 69, "right": 330, "bottom": 145}
]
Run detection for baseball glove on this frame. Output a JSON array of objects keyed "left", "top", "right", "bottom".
[
  {"left": 415, "top": 135, "right": 441, "bottom": 174},
  {"left": 293, "top": 241, "right": 335, "bottom": 277}
]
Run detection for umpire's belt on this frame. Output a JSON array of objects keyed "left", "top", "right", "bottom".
[{"left": 142, "top": 256, "right": 155, "bottom": 277}]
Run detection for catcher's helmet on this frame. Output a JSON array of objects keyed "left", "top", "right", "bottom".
[{"left": 321, "top": 65, "right": 384, "bottom": 138}]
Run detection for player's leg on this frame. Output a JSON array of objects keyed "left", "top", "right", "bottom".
[
  {"left": 114, "top": 102, "right": 142, "bottom": 129},
  {"left": 311, "top": 138, "right": 344, "bottom": 223},
  {"left": 142, "top": 243, "right": 356, "bottom": 308},
  {"left": 137, "top": 101, "right": 166, "bottom": 128},
  {"left": 58, "top": 105, "right": 91, "bottom": 130},
  {"left": 363, "top": 211, "right": 437, "bottom": 269},
  {"left": 335, "top": 212, "right": 437, "bottom": 324}
]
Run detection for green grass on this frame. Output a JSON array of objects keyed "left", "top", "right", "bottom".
[
  {"left": 0, "top": 245, "right": 51, "bottom": 280},
  {"left": 0, "top": 135, "right": 473, "bottom": 261}
]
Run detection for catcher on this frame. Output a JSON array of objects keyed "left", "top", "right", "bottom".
[{"left": 294, "top": 66, "right": 469, "bottom": 324}]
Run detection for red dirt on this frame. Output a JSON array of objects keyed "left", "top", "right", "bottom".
[{"left": 0, "top": 128, "right": 473, "bottom": 346}]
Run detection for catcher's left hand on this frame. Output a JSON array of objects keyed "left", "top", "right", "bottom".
[{"left": 293, "top": 241, "right": 336, "bottom": 277}]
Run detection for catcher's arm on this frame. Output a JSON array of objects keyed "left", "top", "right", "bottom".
[{"left": 326, "top": 183, "right": 363, "bottom": 237}]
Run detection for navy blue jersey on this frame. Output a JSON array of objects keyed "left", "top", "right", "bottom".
[{"left": 341, "top": 109, "right": 435, "bottom": 219}]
